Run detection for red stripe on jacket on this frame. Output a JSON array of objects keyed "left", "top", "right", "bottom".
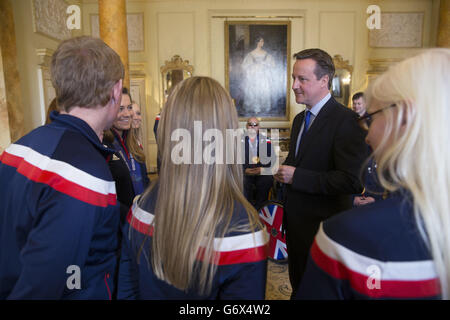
[
  {"left": 1, "top": 151, "right": 116, "bottom": 207},
  {"left": 310, "top": 239, "right": 441, "bottom": 298},
  {"left": 126, "top": 209, "right": 267, "bottom": 266}
]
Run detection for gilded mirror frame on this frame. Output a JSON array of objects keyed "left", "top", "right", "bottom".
[
  {"left": 160, "top": 55, "right": 194, "bottom": 110},
  {"left": 332, "top": 55, "right": 353, "bottom": 108}
]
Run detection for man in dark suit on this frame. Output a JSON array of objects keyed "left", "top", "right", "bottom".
[
  {"left": 243, "top": 117, "right": 273, "bottom": 209},
  {"left": 274, "top": 48, "right": 367, "bottom": 297}
]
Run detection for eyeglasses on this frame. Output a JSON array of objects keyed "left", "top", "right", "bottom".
[
  {"left": 247, "top": 122, "right": 259, "bottom": 127},
  {"left": 358, "top": 103, "right": 397, "bottom": 131}
]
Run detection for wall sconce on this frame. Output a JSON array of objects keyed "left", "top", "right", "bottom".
[{"left": 342, "top": 74, "right": 351, "bottom": 85}]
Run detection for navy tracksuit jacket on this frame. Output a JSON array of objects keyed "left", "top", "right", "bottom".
[{"left": 0, "top": 112, "right": 120, "bottom": 299}]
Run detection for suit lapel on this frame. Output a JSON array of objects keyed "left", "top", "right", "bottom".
[
  {"left": 294, "top": 97, "right": 337, "bottom": 164},
  {"left": 285, "top": 112, "right": 304, "bottom": 165},
  {"left": 291, "top": 112, "right": 305, "bottom": 149}
]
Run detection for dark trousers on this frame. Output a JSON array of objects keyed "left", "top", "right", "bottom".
[
  {"left": 244, "top": 174, "right": 273, "bottom": 209},
  {"left": 285, "top": 215, "right": 321, "bottom": 299}
]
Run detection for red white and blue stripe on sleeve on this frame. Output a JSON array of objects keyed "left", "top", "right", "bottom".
[
  {"left": 299, "top": 223, "right": 440, "bottom": 299},
  {"left": 0, "top": 143, "right": 116, "bottom": 207},
  {"left": 126, "top": 201, "right": 268, "bottom": 266}
]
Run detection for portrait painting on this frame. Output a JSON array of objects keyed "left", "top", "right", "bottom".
[{"left": 225, "top": 21, "right": 291, "bottom": 121}]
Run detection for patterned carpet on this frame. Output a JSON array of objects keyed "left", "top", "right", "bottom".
[{"left": 265, "top": 260, "right": 292, "bottom": 300}]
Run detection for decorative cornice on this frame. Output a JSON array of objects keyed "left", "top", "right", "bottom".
[
  {"left": 367, "top": 58, "right": 401, "bottom": 75},
  {"left": 130, "top": 62, "right": 147, "bottom": 77}
]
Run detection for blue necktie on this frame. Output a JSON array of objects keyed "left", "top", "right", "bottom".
[
  {"left": 295, "top": 110, "right": 311, "bottom": 157},
  {"left": 301, "top": 111, "right": 311, "bottom": 139}
]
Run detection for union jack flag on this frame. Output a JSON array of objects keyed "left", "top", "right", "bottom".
[{"left": 259, "top": 202, "right": 287, "bottom": 260}]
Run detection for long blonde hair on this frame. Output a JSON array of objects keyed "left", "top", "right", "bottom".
[
  {"left": 366, "top": 48, "right": 450, "bottom": 298},
  {"left": 126, "top": 128, "right": 145, "bottom": 163},
  {"left": 141, "top": 76, "right": 262, "bottom": 294}
]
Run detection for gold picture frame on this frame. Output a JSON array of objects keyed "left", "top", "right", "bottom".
[{"left": 225, "top": 21, "right": 291, "bottom": 121}]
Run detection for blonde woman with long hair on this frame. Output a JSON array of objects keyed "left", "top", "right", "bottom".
[
  {"left": 117, "top": 76, "right": 268, "bottom": 299},
  {"left": 296, "top": 48, "right": 450, "bottom": 299}
]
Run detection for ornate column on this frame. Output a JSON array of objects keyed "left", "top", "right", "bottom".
[
  {"left": 98, "top": 0, "right": 130, "bottom": 88},
  {"left": 0, "top": 50, "right": 10, "bottom": 153},
  {"left": 0, "top": 0, "right": 24, "bottom": 146},
  {"left": 437, "top": 0, "right": 450, "bottom": 47}
]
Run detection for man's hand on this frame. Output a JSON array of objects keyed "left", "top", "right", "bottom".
[
  {"left": 245, "top": 167, "right": 261, "bottom": 175},
  {"left": 353, "top": 196, "right": 375, "bottom": 206},
  {"left": 274, "top": 165, "right": 295, "bottom": 184}
]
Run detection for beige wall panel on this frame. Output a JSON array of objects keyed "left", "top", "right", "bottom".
[
  {"left": 319, "top": 11, "right": 355, "bottom": 64},
  {"left": 157, "top": 12, "right": 195, "bottom": 68}
]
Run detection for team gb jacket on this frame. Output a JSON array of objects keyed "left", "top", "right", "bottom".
[
  {"left": 117, "top": 186, "right": 268, "bottom": 299},
  {"left": 296, "top": 192, "right": 441, "bottom": 300},
  {"left": 0, "top": 112, "right": 120, "bottom": 299}
]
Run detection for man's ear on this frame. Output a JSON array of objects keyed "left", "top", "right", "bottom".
[{"left": 321, "top": 74, "right": 330, "bottom": 89}]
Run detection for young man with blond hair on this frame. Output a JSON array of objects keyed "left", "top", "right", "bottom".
[{"left": 0, "top": 36, "right": 124, "bottom": 299}]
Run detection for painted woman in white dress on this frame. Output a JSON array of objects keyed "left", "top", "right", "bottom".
[{"left": 241, "top": 37, "right": 275, "bottom": 115}]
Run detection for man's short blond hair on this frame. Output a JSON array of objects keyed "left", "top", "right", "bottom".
[{"left": 51, "top": 36, "right": 124, "bottom": 112}]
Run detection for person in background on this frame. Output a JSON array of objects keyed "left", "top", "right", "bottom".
[
  {"left": 243, "top": 117, "right": 274, "bottom": 209},
  {"left": 351, "top": 92, "right": 384, "bottom": 207},
  {"left": 352, "top": 91, "right": 368, "bottom": 118},
  {"left": 131, "top": 102, "right": 142, "bottom": 129},
  {"left": 296, "top": 48, "right": 450, "bottom": 300},
  {"left": 274, "top": 48, "right": 367, "bottom": 297},
  {"left": 0, "top": 36, "right": 123, "bottom": 299},
  {"left": 352, "top": 158, "right": 384, "bottom": 206},
  {"left": 153, "top": 113, "right": 160, "bottom": 139},
  {"left": 103, "top": 89, "right": 149, "bottom": 299},
  {"left": 118, "top": 77, "right": 268, "bottom": 299},
  {"left": 125, "top": 99, "right": 149, "bottom": 196},
  {"left": 130, "top": 102, "right": 143, "bottom": 149},
  {"left": 153, "top": 113, "right": 161, "bottom": 173},
  {"left": 105, "top": 88, "right": 149, "bottom": 226}
]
